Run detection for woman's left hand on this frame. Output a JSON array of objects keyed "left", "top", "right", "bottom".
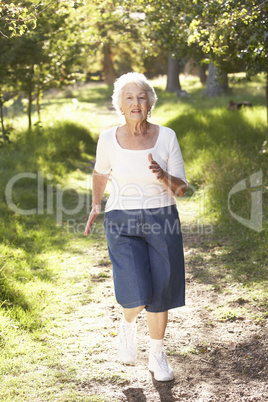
[
  {"left": 148, "top": 153, "right": 166, "bottom": 180},
  {"left": 148, "top": 153, "right": 187, "bottom": 196}
]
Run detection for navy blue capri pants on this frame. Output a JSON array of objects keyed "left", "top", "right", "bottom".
[{"left": 104, "top": 204, "right": 185, "bottom": 313}]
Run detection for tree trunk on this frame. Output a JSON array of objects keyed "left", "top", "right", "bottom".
[
  {"left": 198, "top": 63, "right": 207, "bottom": 85},
  {"left": 204, "top": 62, "right": 229, "bottom": 97},
  {"left": 0, "top": 104, "right": 6, "bottom": 141},
  {"left": 36, "top": 86, "right": 41, "bottom": 122},
  {"left": 166, "top": 54, "right": 182, "bottom": 92},
  {"left": 103, "top": 44, "right": 116, "bottom": 85},
  {"left": 28, "top": 89, "right": 32, "bottom": 130},
  {"left": 27, "top": 66, "right": 34, "bottom": 130},
  {"left": 0, "top": 90, "right": 7, "bottom": 142}
]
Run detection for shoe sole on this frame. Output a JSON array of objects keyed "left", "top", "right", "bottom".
[
  {"left": 119, "top": 356, "right": 137, "bottom": 365},
  {"left": 148, "top": 363, "right": 174, "bottom": 381},
  {"left": 149, "top": 368, "right": 174, "bottom": 381}
]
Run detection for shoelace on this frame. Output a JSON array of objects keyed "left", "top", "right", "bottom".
[{"left": 154, "top": 352, "right": 169, "bottom": 372}]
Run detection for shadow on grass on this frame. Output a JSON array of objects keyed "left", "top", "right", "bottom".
[
  {"left": 0, "top": 205, "right": 70, "bottom": 328},
  {"left": 183, "top": 223, "right": 267, "bottom": 319},
  {"left": 0, "top": 121, "right": 98, "bottom": 328},
  {"left": 164, "top": 106, "right": 266, "bottom": 159}
]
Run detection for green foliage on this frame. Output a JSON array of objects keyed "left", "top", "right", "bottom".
[
  {"left": 0, "top": 1, "right": 91, "bottom": 130},
  {"left": 0, "top": 1, "right": 86, "bottom": 38},
  {"left": 75, "top": 0, "right": 147, "bottom": 82},
  {"left": 128, "top": 0, "right": 268, "bottom": 77},
  {"left": 187, "top": 0, "right": 268, "bottom": 75},
  {"left": 124, "top": 0, "right": 197, "bottom": 70},
  {"left": 0, "top": 1, "right": 37, "bottom": 38}
]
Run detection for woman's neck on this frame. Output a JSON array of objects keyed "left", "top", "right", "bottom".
[{"left": 125, "top": 119, "right": 149, "bottom": 137}]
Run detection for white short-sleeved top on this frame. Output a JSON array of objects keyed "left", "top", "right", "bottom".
[{"left": 94, "top": 125, "right": 187, "bottom": 212}]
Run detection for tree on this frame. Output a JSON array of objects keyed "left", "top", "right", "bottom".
[
  {"left": 3, "top": 1, "right": 88, "bottom": 129},
  {"left": 0, "top": 2, "right": 38, "bottom": 136},
  {"left": 187, "top": 0, "right": 268, "bottom": 114},
  {"left": 204, "top": 62, "right": 229, "bottom": 97},
  {"left": 132, "top": 1, "right": 190, "bottom": 91},
  {"left": 79, "top": 0, "right": 145, "bottom": 84},
  {"left": 130, "top": 0, "right": 267, "bottom": 103},
  {"left": 127, "top": 1, "right": 209, "bottom": 91},
  {"left": 0, "top": 35, "right": 12, "bottom": 142}
]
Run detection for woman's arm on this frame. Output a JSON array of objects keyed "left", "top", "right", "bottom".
[
  {"left": 84, "top": 169, "right": 110, "bottom": 236},
  {"left": 148, "top": 153, "right": 187, "bottom": 197}
]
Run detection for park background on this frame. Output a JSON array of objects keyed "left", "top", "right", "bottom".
[{"left": 0, "top": 1, "right": 267, "bottom": 401}]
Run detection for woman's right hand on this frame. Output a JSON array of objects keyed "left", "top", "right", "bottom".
[{"left": 84, "top": 204, "right": 101, "bottom": 236}]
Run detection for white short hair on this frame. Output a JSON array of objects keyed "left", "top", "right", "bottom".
[{"left": 112, "top": 72, "right": 158, "bottom": 115}]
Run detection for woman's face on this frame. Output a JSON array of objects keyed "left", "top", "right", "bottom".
[{"left": 121, "top": 83, "right": 150, "bottom": 123}]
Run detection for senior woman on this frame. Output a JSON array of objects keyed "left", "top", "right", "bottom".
[{"left": 84, "top": 72, "right": 187, "bottom": 382}]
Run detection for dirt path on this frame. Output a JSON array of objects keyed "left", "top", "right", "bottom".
[{"left": 52, "top": 226, "right": 267, "bottom": 402}]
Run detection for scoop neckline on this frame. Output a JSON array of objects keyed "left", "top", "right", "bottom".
[{"left": 114, "top": 125, "right": 161, "bottom": 151}]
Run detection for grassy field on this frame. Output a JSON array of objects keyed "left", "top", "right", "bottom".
[{"left": 0, "top": 74, "right": 267, "bottom": 400}]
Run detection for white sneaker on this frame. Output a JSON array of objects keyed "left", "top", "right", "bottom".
[
  {"left": 149, "top": 351, "right": 174, "bottom": 381},
  {"left": 118, "top": 319, "right": 137, "bottom": 365}
]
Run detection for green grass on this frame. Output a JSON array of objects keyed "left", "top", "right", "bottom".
[{"left": 0, "top": 74, "right": 267, "bottom": 400}]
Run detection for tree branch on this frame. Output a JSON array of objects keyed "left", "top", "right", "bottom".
[
  {"left": 0, "top": 0, "right": 69, "bottom": 22},
  {"left": 0, "top": 30, "right": 8, "bottom": 38}
]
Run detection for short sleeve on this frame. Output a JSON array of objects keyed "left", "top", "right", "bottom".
[
  {"left": 94, "top": 132, "right": 112, "bottom": 174},
  {"left": 167, "top": 130, "right": 187, "bottom": 184}
]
